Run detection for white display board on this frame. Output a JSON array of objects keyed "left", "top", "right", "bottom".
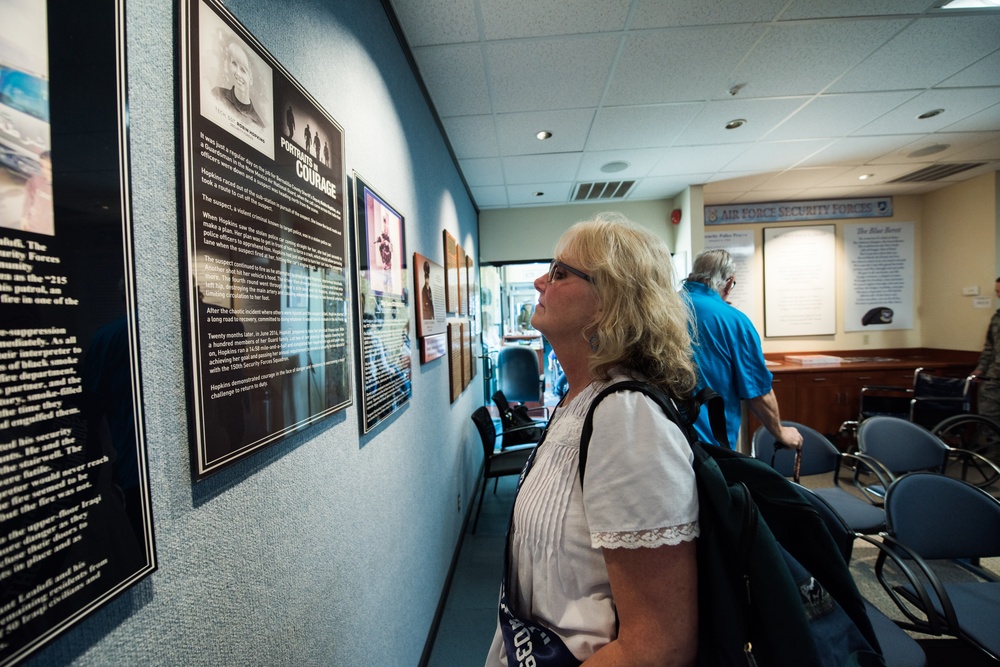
[
  {"left": 843, "top": 222, "right": 914, "bottom": 331},
  {"left": 704, "top": 230, "right": 756, "bottom": 318},
  {"left": 763, "top": 225, "right": 836, "bottom": 337}
]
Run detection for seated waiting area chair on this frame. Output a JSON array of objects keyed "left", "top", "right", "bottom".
[
  {"left": 872, "top": 472, "right": 1000, "bottom": 662},
  {"left": 491, "top": 389, "right": 548, "bottom": 450},
  {"left": 856, "top": 416, "right": 1000, "bottom": 501},
  {"left": 496, "top": 345, "right": 545, "bottom": 406},
  {"left": 795, "top": 484, "right": 927, "bottom": 667},
  {"left": 470, "top": 406, "right": 533, "bottom": 533},
  {"left": 752, "top": 421, "right": 888, "bottom": 534}
]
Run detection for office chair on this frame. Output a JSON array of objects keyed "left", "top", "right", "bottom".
[
  {"left": 496, "top": 345, "right": 544, "bottom": 406},
  {"left": 752, "top": 421, "right": 888, "bottom": 534},
  {"left": 470, "top": 407, "right": 533, "bottom": 533},
  {"left": 873, "top": 473, "right": 1000, "bottom": 662}
]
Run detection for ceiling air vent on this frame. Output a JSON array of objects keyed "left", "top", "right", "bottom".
[
  {"left": 573, "top": 180, "right": 635, "bottom": 201},
  {"left": 888, "top": 163, "right": 986, "bottom": 183}
]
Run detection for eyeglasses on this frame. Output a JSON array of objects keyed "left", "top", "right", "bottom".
[{"left": 548, "top": 259, "right": 593, "bottom": 283}]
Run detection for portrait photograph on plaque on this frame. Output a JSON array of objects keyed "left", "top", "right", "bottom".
[
  {"left": 413, "top": 252, "right": 446, "bottom": 339},
  {"left": 180, "top": 0, "right": 352, "bottom": 478},
  {"left": 0, "top": 1, "right": 157, "bottom": 663},
  {"left": 352, "top": 174, "right": 412, "bottom": 433}
]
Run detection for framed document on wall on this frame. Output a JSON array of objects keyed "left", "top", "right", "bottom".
[
  {"left": 763, "top": 225, "right": 836, "bottom": 337},
  {"left": 0, "top": 1, "right": 157, "bottom": 663},
  {"left": 352, "top": 174, "right": 412, "bottom": 432},
  {"left": 180, "top": 0, "right": 352, "bottom": 477}
]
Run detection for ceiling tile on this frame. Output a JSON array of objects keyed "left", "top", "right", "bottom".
[
  {"left": 631, "top": 0, "right": 788, "bottom": 28},
  {"left": 576, "top": 148, "right": 666, "bottom": 180},
  {"left": 607, "top": 25, "right": 763, "bottom": 105},
  {"left": 829, "top": 14, "right": 1000, "bottom": 93},
  {"left": 869, "top": 131, "right": 1000, "bottom": 164},
  {"left": 796, "top": 134, "right": 922, "bottom": 167},
  {"left": 441, "top": 115, "right": 499, "bottom": 158},
  {"left": 471, "top": 185, "right": 509, "bottom": 208},
  {"left": 479, "top": 0, "right": 630, "bottom": 40},
  {"left": 939, "top": 100, "right": 1000, "bottom": 134},
  {"left": 413, "top": 44, "right": 491, "bottom": 117},
  {"left": 779, "top": 0, "right": 939, "bottom": 20},
  {"left": 722, "top": 139, "right": 835, "bottom": 172},
  {"left": 674, "top": 97, "right": 809, "bottom": 145},
  {"left": 760, "top": 166, "right": 855, "bottom": 189},
  {"left": 765, "top": 91, "right": 921, "bottom": 141},
  {"left": 495, "top": 108, "right": 596, "bottom": 156},
  {"left": 458, "top": 157, "right": 504, "bottom": 186},
  {"left": 586, "top": 103, "right": 703, "bottom": 151},
  {"left": 501, "top": 153, "right": 583, "bottom": 184},
  {"left": 853, "top": 87, "right": 1000, "bottom": 136},
  {"left": 487, "top": 36, "right": 620, "bottom": 113},
  {"left": 506, "top": 182, "right": 574, "bottom": 206},
  {"left": 388, "top": 0, "right": 479, "bottom": 46},
  {"left": 939, "top": 51, "right": 1000, "bottom": 88},
  {"left": 648, "top": 144, "right": 748, "bottom": 176},
  {"left": 631, "top": 175, "right": 713, "bottom": 200},
  {"left": 730, "top": 20, "right": 911, "bottom": 98}
]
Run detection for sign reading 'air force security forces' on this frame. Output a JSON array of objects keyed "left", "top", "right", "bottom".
[{"left": 705, "top": 197, "right": 893, "bottom": 225}]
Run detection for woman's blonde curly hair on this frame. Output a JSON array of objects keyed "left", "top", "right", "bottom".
[{"left": 554, "top": 212, "right": 697, "bottom": 399}]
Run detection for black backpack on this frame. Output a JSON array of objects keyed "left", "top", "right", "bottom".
[{"left": 579, "top": 380, "right": 885, "bottom": 667}]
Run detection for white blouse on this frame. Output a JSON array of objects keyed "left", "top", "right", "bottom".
[{"left": 484, "top": 376, "right": 699, "bottom": 665}]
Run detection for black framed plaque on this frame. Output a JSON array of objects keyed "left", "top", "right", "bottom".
[
  {"left": 0, "top": 1, "right": 156, "bottom": 663},
  {"left": 352, "top": 173, "right": 411, "bottom": 433},
  {"left": 180, "top": 0, "right": 352, "bottom": 478}
]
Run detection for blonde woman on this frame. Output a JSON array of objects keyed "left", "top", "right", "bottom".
[{"left": 485, "top": 213, "right": 698, "bottom": 666}]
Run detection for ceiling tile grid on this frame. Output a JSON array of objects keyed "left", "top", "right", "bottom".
[{"left": 388, "top": 0, "right": 1000, "bottom": 209}]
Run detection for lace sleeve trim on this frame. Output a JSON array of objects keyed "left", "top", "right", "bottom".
[{"left": 592, "top": 521, "right": 699, "bottom": 549}]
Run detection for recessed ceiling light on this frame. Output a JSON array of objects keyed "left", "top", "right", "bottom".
[
  {"left": 917, "top": 108, "right": 945, "bottom": 120},
  {"left": 600, "top": 161, "right": 630, "bottom": 173},
  {"left": 858, "top": 174, "right": 875, "bottom": 180},
  {"left": 536, "top": 131, "right": 552, "bottom": 140},
  {"left": 941, "top": 0, "right": 1000, "bottom": 8},
  {"left": 725, "top": 119, "right": 747, "bottom": 130},
  {"left": 907, "top": 144, "right": 951, "bottom": 158}
]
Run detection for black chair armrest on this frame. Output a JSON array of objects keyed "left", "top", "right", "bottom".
[{"left": 841, "top": 452, "right": 894, "bottom": 504}]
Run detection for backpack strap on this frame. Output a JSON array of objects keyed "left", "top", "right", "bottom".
[{"left": 580, "top": 380, "right": 704, "bottom": 488}]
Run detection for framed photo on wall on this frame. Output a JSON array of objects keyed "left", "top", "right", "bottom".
[
  {"left": 352, "top": 173, "right": 411, "bottom": 432},
  {"left": 413, "top": 252, "right": 446, "bottom": 338}
]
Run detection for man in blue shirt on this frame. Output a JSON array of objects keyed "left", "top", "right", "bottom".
[{"left": 683, "top": 249, "right": 802, "bottom": 451}]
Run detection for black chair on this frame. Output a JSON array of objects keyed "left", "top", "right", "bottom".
[
  {"left": 470, "top": 407, "right": 533, "bottom": 533},
  {"left": 752, "top": 421, "right": 888, "bottom": 534},
  {"left": 873, "top": 472, "right": 1000, "bottom": 662},
  {"left": 795, "top": 485, "right": 927, "bottom": 667},
  {"left": 856, "top": 416, "right": 1000, "bottom": 498},
  {"left": 497, "top": 345, "right": 544, "bottom": 406},
  {"left": 491, "top": 389, "right": 548, "bottom": 450}
]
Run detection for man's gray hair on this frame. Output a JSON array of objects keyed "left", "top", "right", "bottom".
[{"left": 688, "top": 249, "right": 736, "bottom": 294}]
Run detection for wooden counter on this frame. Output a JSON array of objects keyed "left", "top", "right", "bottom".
[{"left": 746, "top": 348, "right": 980, "bottom": 448}]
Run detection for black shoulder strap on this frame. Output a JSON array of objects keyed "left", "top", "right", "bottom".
[{"left": 580, "top": 380, "right": 726, "bottom": 486}]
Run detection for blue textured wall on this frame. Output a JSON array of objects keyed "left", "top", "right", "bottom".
[{"left": 26, "top": 0, "right": 482, "bottom": 664}]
